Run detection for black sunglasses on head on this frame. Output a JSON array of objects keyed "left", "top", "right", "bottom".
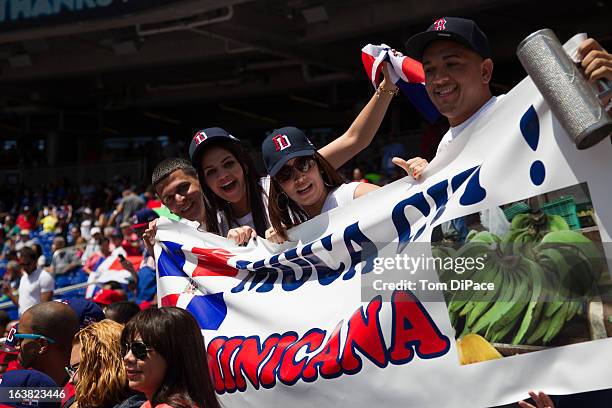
[
  {"left": 122, "top": 341, "right": 155, "bottom": 360},
  {"left": 275, "top": 156, "right": 316, "bottom": 183}
]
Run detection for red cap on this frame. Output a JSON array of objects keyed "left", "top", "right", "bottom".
[{"left": 92, "top": 289, "right": 127, "bottom": 306}]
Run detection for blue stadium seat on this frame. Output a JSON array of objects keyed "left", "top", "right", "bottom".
[
  {"left": 55, "top": 267, "right": 87, "bottom": 290},
  {"left": 55, "top": 269, "right": 74, "bottom": 288}
]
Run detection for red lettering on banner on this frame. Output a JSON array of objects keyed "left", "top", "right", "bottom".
[
  {"left": 207, "top": 338, "right": 227, "bottom": 393},
  {"left": 388, "top": 290, "right": 451, "bottom": 363},
  {"left": 205, "top": 290, "right": 449, "bottom": 394},
  {"left": 278, "top": 329, "right": 326, "bottom": 385},
  {"left": 302, "top": 322, "right": 342, "bottom": 381},
  {"left": 233, "top": 335, "right": 280, "bottom": 391},
  {"left": 218, "top": 338, "right": 244, "bottom": 392},
  {"left": 341, "top": 296, "right": 387, "bottom": 372},
  {"left": 259, "top": 332, "right": 298, "bottom": 388}
]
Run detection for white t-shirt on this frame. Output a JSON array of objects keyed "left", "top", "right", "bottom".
[
  {"left": 18, "top": 267, "right": 55, "bottom": 316},
  {"left": 435, "top": 95, "right": 507, "bottom": 238},
  {"left": 436, "top": 95, "right": 503, "bottom": 156},
  {"left": 218, "top": 176, "right": 271, "bottom": 237},
  {"left": 321, "top": 182, "right": 361, "bottom": 214}
]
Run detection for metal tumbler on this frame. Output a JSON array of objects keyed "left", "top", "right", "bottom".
[{"left": 516, "top": 29, "right": 612, "bottom": 149}]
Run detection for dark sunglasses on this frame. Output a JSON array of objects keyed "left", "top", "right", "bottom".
[
  {"left": 122, "top": 341, "right": 155, "bottom": 360},
  {"left": 275, "top": 156, "right": 315, "bottom": 183}
]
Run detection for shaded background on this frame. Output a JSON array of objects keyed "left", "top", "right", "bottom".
[{"left": 0, "top": 0, "right": 609, "bottom": 185}]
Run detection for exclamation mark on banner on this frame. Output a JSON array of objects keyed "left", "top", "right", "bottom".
[{"left": 520, "top": 105, "right": 545, "bottom": 186}]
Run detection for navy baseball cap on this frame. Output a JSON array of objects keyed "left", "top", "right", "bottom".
[
  {"left": 404, "top": 17, "right": 491, "bottom": 61},
  {"left": 262, "top": 127, "right": 316, "bottom": 177},
  {"left": 131, "top": 208, "right": 159, "bottom": 229},
  {"left": 61, "top": 299, "right": 105, "bottom": 329},
  {"left": 0, "top": 370, "right": 58, "bottom": 408},
  {"left": 188, "top": 127, "right": 240, "bottom": 166}
]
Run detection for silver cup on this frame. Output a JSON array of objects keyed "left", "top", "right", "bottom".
[{"left": 516, "top": 29, "right": 612, "bottom": 149}]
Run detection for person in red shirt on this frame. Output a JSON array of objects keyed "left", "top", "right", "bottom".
[{"left": 15, "top": 206, "right": 36, "bottom": 231}]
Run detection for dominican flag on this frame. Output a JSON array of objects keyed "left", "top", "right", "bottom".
[
  {"left": 156, "top": 240, "right": 239, "bottom": 330},
  {"left": 361, "top": 43, "right": 440, "bottom": 123}
]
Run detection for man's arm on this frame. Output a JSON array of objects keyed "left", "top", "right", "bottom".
[
  {"left": 318, "top": 62, "right": 397, "bottom": 169},
  {"left": 58, "top": 260, "right": 82, "bottom": 275},
  {"left": 39, "top": 271, "right": 55, "bottom": 302}
]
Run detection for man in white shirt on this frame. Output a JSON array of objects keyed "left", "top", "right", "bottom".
[
  {"left": 395, "top": 18, "right": 612, "bottom": 407},
  {"left": 2, "top": 246, "right": 54, "bottom": 316},
  {"left": 394, "top": 17, "right": 612, "bottom": 177}
]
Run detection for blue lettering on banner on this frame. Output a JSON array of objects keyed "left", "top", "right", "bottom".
[
  {"left": 231, "top": 165, "right": 487, "bottom": 294},
  {"left": 519, "top": 105, "right": 546, "bottom": 186},
  {"left": 459, "top": 167, "right": 487, "bottom": 205}
]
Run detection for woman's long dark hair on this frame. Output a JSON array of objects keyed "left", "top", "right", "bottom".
[
  {"left": 194, "top": 139, "right": 268, "bottom": 237},
  {"left": 121, "top": 307, "right": 220, "bottom": 408},
  {"left": 268, "top": 152, "right": 344, "bottom": 240}
]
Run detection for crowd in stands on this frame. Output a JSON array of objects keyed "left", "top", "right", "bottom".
[
  {"left": 0, "top": 176, "right": 162, "bottom": 322},
  {"left": 0, "top": 300, "right": 217, "bottom": 408},
  {"left": 0, "top": 174, "right": 182, "bottom": 407}
]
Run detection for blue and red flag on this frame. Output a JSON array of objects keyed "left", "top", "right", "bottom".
[
  {"left": 157, "top": 240, "right": 238, "bottom": 330},
  {"left": 361, "top": 44, "right": 440, "bottom": 123}
]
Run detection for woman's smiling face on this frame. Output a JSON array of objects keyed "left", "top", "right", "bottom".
[
  {"left": 122, "top": 335, "right": 167, "bottom": 400},
  {"left": 277, "top": 156, "right": 326, "bottom": 210},
  {"left": 201, "top": 146, "right": 247, "bottom": 205}
]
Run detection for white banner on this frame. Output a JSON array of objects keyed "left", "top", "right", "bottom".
[{"left": 155, "top": 76, "right": 612, "bottom": 407}]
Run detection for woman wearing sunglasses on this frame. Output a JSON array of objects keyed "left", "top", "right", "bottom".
[
  {"left": 121, "top": 307, "right": 219, "bottom": 408},
  {"left": 188, "top": 63, "right": 398, "bottom": 245},
  {"left": 262, "top": 127, "right": 382, "bottom": 243},
  {"left": 66, "top": 319, "right": 132, "bottom": 408}
]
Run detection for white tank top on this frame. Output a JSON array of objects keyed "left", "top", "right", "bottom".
[{"left": 320, "top": 182, "right": 360, "bottom": 214}]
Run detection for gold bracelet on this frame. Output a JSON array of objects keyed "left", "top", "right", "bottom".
[{"left": 375, "top": 84, "right": 399, "bottom": 99}]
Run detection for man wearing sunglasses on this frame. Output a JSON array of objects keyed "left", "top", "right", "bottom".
[
  {"left": 16, "top": 301, "right": 79, "bottom": 387},
  {"left": 3, "top": 246, "right": 54, "bottom": 317}
]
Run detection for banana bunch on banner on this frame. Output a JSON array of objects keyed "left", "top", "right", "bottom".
[{"left": 433, "top": 212, "right": 603, "bottom": 347}]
